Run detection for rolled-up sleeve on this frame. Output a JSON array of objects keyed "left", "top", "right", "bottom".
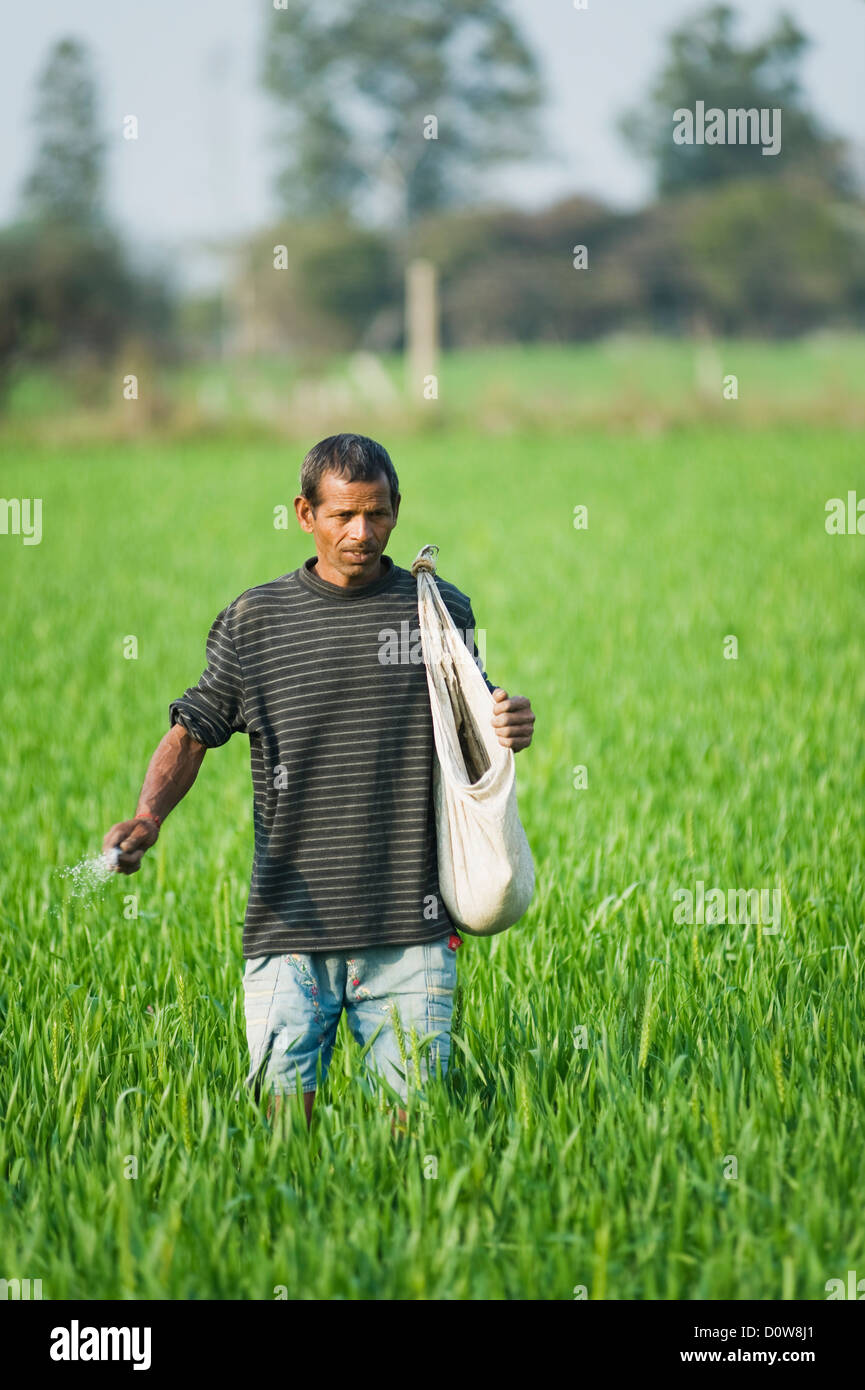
[{"left": 169, "top": 604, "right": 246, "bottom": 747}]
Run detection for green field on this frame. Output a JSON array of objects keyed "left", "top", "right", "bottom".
[
  {"left": 4, "top": 334, "right": 865, "bottom": 441},
  {"left": 2, "top": 392, "right": 865, "bottom": 1297}
]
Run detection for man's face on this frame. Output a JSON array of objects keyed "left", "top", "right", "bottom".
[{"left": 294, "top": 470, "right": 400, "bottom": 587}]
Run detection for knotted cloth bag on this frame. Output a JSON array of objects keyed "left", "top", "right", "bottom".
[{"left": 410, "top": 544, "right": 535, "bottom": 936}]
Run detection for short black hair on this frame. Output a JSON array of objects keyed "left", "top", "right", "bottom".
[{"left": 300, "top": 434, "right": 399, "bottom": 512}]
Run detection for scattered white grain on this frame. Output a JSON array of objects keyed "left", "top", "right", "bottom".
[{"left": 60, "top": 846, "right": 120, "bottom": 899}]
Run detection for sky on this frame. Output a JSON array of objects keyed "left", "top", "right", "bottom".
[{"left": 1, "top": 0, "right": 863, "bottom": 290}]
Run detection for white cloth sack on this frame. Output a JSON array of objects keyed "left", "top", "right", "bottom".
[{"left": 411, "top": 545, "right": 535, "bottom": 936}]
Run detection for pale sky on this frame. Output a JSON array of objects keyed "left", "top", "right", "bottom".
[{"left": 1, "top": 0, "right": 862, "bottom": 289}]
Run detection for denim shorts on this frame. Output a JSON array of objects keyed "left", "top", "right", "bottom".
[{"left": 242, "top": 932, "right": 460, "bottom": 1104}]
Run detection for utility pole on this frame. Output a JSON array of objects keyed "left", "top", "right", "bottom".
[{"left": 404, "top": 257, "right": 439, "bottom": 402}]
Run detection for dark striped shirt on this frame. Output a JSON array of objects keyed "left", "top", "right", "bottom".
[{"left": 169, "top": 555, "right": 494, "bottom": 957}]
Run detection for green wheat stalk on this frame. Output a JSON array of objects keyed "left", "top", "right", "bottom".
[
  {"left": 638, "top": 979, "right": 654, "bottom": 1070},
  {"left": 390, "top": 1000, "right": 408, "bottom": 1068}
]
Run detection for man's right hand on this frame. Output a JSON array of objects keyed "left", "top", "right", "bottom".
[
  {"left": 103, "top": 818, "right": 159, "bottom": 875},
  {"left": 103, "top": 724, "right": 206, "bottom": 875}
]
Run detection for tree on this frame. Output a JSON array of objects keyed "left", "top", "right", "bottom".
[
  {"left": 261, "top": 0, "right": 543, "bottom": 228},
  {"left": 18, "top": 36, "right": 107, "bottom": 228},
  {"left": 0, "top": 37, "right": 176, "bottom": 410},
  {"left": 681, "top": 175, "right": 865, "bottom": 334},
  {"left": 619, "top": 4, "right": 854, "bottom": 196},
  {"left": 0, "top": 222, "right": 178, "bottom": 406}
]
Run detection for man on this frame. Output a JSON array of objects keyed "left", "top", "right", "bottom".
[{"left": 103, "top": 434, "right": 535, "bottom": 1129}]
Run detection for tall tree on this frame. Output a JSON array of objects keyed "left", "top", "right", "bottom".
[
  {"left": 619, "top": 4, "right": 853, "bottom": 196},
  {"left": 19, "top": 37, "right": 107, "bottom": 228},
  {"left": 261, "top": 0, "right": 543, "bottom": 227},
  {"left": 0, "top": 37, "right": 177, "bottom": 412}
]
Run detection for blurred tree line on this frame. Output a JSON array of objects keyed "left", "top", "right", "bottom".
[
  {"left": 247, "top": 1, "right": 864, "bottom": 351},
  {"left": 1, "top": 6, "right": 863, "bottom": 410},
  {"left": 235, "top": 170, "right": 864, "bottom": 353},
  {"left": 0, "top": 38, "right": 176, "bottom": 408}
]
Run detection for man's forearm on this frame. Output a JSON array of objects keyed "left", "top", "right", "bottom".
[{"left": 136, "top": 723, "right": 207, "bottom": 823}]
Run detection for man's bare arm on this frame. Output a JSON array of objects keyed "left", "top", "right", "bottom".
[{"left": 102, "top": 723, "right": 207, "bottom": 874}]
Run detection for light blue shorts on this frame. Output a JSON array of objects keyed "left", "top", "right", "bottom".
[{"left": 242, "top": 933, "right": 460, "bottom": 1104}]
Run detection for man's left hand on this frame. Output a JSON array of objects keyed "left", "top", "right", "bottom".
[{"left": 490, "top": 689, "right": 535, "bottom": 752}]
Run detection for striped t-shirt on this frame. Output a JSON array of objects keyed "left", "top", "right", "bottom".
[{"left": 169, "top": 554, "right": 494, "bottom": 957}]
